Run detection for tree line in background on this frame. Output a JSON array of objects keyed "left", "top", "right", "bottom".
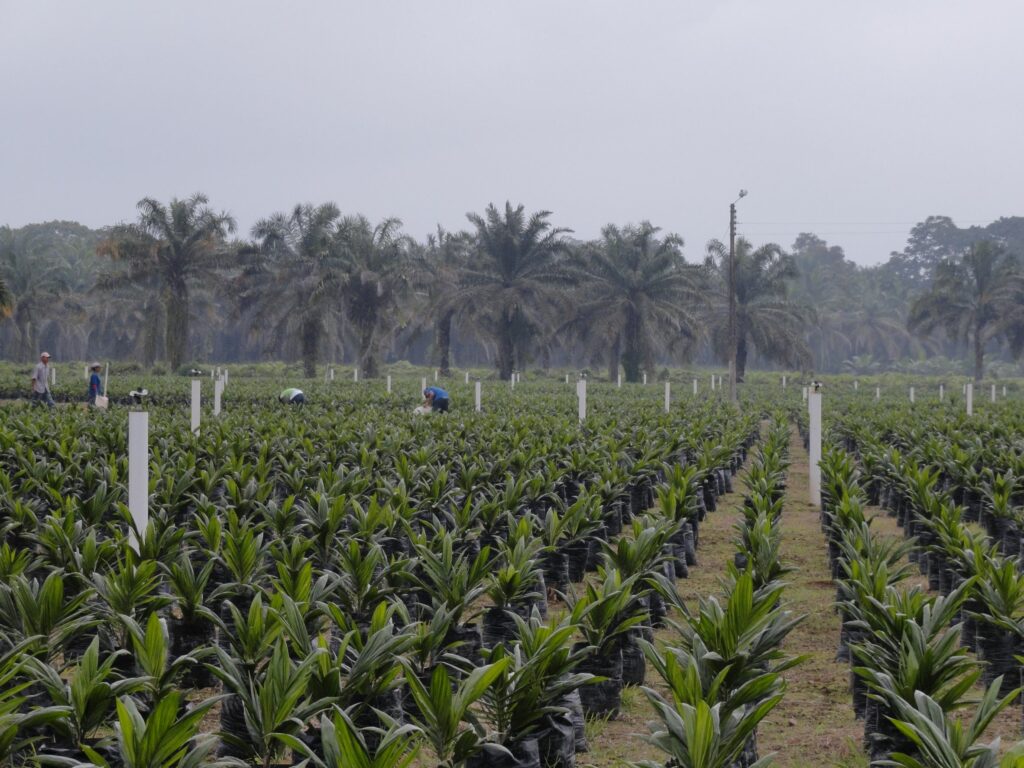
[{"left": 2, "top": 196, "right": 1024, "bottom": 381}]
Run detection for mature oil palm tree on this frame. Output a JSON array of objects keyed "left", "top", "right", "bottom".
[
  {"left": 909, "top": 240, "right": 1024, "bottom": 381},
  {"left": 335, "top": 214, "right": 412, "bottom": 378},
  {"left": 462, "top": 203, "right": 571, "bottom": 380},
  {"left": 0, "top": 226, "right": 77, "bottom": 360},
  {"left": 414, "top": 226, "right": 474, "bottom": 377},
  {"left": 242, "top": 203, "right": 345, "bottom": 378},
  {"left": 97, "top": 194, "right": 236, "bottom": 370},
  {"left": 704, "top": 237, "right": 812, "bottom": 380},
  {"left": 570, "top": 222, "right": 702, "bottom": 382}
]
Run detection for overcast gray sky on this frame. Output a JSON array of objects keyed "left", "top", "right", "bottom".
[{"left": 2, "top": 1, "right": 1021, "bottom": 265}]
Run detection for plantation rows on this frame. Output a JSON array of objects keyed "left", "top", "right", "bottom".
[
  {"left": 811, "top": 397, "right": 1024, "bottom": 765},
  {"left": 0, "top": 386, "right": 814, "bottom": 768}
]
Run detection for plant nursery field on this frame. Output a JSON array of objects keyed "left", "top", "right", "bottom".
[{"left": 2, "top": 366, "right": 1024, "bottom": 768}]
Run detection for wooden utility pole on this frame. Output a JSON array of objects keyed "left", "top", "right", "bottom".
[{"left": 728, "top": 190, "right": 746, "bottom": 404}]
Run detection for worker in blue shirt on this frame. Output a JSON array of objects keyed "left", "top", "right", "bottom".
[{"left": 422, "top": 385, "right": 450, "bottom": 413}]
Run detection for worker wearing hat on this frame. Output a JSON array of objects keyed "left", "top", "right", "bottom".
[
  {"left": 30, "top": 352, "right": 55, "bottom": 408},
  {"left": 87, "top": 362, "right": 104, "bottom": 406}
]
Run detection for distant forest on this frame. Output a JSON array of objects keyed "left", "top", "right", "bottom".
[{"left": 2, "top": 196, "right": 1024, "bottom": 381}]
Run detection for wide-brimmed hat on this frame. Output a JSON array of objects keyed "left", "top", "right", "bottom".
[
  {"left": 90, "top": 362, "right": 102, "bottom": 370},
  {"left": 40, "top": 352, "right": 51, "bottom": 359}
]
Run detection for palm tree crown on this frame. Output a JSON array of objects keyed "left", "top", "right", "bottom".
[
  {"left": 463, "top": 202, "right": 571, "bottom": 380},
  {"left": 704, "top": 237, "right": 812, "bottom": 380},
  {"left": 98, "top": 193, "right": 236, "bottom": 370},
  {"left": 908, "top": 240, "right": 1024, "bottom": 381},
  {"left": 571, "top": 222, "right": 701, "bottom": 382}
]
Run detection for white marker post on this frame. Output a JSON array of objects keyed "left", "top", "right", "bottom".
[
  {"left": 909, "top": 386, "right": 915, "bottom": 403},
  {"left": 84, "top": 365, "right": 89, "bottom": 381},
  {"left": 214, "top": 378, "right": 223, "bottom": 416},
  {"left": 875, "top": 386, "right": 880, "bottom": 401},
  {"left": 434, "top": 369, "right": 439, "bottom": 382},
  {"left": 224, "top": 369, "right": 228, "bottom": 386},
  {"left": 330, "top": 367, "right": 335, "bottom": 382},
  {"left": 664, "top": 381, "right": 671, "bottom": 413},
  {"left": 939, "top": 384, "right": 944, "bottom": 401},
  {"left": 190, "top": 379, "right": 201, "bottom": 435},
  {"left": 693, "top": 378, "right": 698, "bottom": 396},
  {"left": 802, "top": 386, "right": 808, "bottom": 402},
  {"left": 854, "top": 380, "right": 859, "bottom": 391},
  {"left": 51, "top": 366, "right": 56, "bottom": 387},
  {"left": 782, "top": 375, "right": 787, "bottom": 390},
  {"left": 421, "top": 377, "right": 427, "bottom": 392},
  {"left": 565, "top": 374, "right": 569, "bottom": 384},
  {"left": 127, "top": 411, "right": 149, "bottom": 553},
  {"left": 808, "top": 387, "right": 822, "bottom": 508},
  {"left": 1003, "top": 385, "right": 1007, "bottom": 397},
  {"left": 643, "top": 373, "right": 647, "bottom": 386},
  {"left": 510, "top": 373, "right": 516, "bottom": 390},
  {"left": 465, "top": 371, "right": 470, "bottom": 384},
  {"left": 992, "top": 384, "right": 997, "bottom": 403},
  {"left": 104, "top": 363, "right": 109, "bottom": 397},
  {"left": 387, "top": 375, "right": 392, "bottom": 393},
  {"left": 577, "top": 378, "right": 587, "bottom": 422},
  {"left": 617, "top": 373, "right": 622, "bottom": 388},
  {"left": 353, "top": 368, "right": 359, "bottom": 382},
  {"left": 966, "top": 383, "right": 974, "bottom": 416},
  {"left": 711, "top": 374, "right": 716, "bottom": 391},
  {"left": 475, "top": 381, "right": 482, "bottom": 412}
]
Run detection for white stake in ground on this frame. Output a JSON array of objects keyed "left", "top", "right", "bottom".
[
  {"left": 966, "top": 383, "right": 974, "bottom": 415},
  {"left": 127, "top": 411, "right": 149, "bottom": 553},
  {"left": 510, "top": 373, "right": 516, "bottom": 389},
  {"left": 1003, "top": 385, "right": 1007, "bottom": 397},
  {"left": 190, "top": 380, "right": 201, "bottom": 435},
  {"left": 782, "top": 375, "right": 787, "bottom": 389},
  {"left": 565, "top": 374, "right": 570, "bottom": 384},
  {"left": 909, "top": 386, "right": 915, "bottom": 403},
  {"left": 939, "top": 384, "right": 944, "bottom": 401},
  {"left": 802, "top": 386, "right": 807, "bottom": 401},
  {"left": 84, "top": 365, "right": 89, "bottom": 381},
  {"left": 664, "top": 381, "right": 671, "bottom": 413},
  {"left": 992, "top": 384, "right": 997, "bottom": 403},
  {"left": 617, "top": 373, "right": 622, "bottom": 388},
  {"left": 854, "top": 380, "right": 859, "bottom": 391},
  {"left": 104, "top": 363, "right": 109, "bottom": 396},
  {"left": 434, "top": 369, "right": 438, "bottom": 382},
  {"left": 421, "top": 377, "right": 426, "bottom": 393},
  {"left": 214, "top": 378, "right": 223, "bottom": 416},
  {"left": 329, "top": 367, "right": 335, "bottom": 382},
  {"left": 465, "top": 372, "right": 470, "bottom": 384},
  {"left": 224, "top": 369, "right": 228, "bottom": 386},
  {"left": 577, "top": 378, "right": 587, "bottom": 422},
  {"left": 875, "top": 386, "right": 880, "bottom": 400},
  {"left": 693, "top": 378, "right": 698, "bottom": 395},
  {"left": 387, "top": 375, "right": 392, "bottom": 393},
  {"left": 353, "top": 368, "right": 359, "bottom": 382},
  {"left": 475, "top": 381, "right": 482, "bottom": 412},
  {"left": 643, "top": 373, "right": 647, "bottom": 385},
  {"left": 808, "top": 385, "right": 822, "bottom": 508},
  {"left": 51, "top": 366, "right": 56, "bottom": 387},
  {"left": 711, "top": 374, "right": 716, "bottom": 391}
]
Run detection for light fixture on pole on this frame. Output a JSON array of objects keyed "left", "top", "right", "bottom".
[{"left": 728, "top": 189, "right": 748, "bottom": 404}]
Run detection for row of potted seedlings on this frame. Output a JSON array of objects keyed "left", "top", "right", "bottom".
[
  {"left": 818, "top": 440, "right": 1024, "bottom": 765},
  {"left": 0, "top": 395, "right": 759, "bottom": 767}
]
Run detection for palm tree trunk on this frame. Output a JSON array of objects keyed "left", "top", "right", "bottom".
[
  {"left": 358, "top": 319, "right": 379, "bottom": 378},
  {"left": 736, "top": 335, "right": 748, "bottom": 382},
  {"left": 497, "top": 322, "right": 514, "bottom": 381},
  {"left": 165, "top": 283, "right": 189, "bottom": 371},
  {"left": 974, "top": 324, "right": 984, "bottom": 382},
  {"left": 622, "top": 311, "right": 642, "bottom": 382},
  {"left": 608, "top": 335, "right": 621, "bottom": 382},
  {"left": 301, "top": 319, "right": 320, "bottom": 378},
  {"left": 437, "top": 309, "right": 454, "bottom": 376}
]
